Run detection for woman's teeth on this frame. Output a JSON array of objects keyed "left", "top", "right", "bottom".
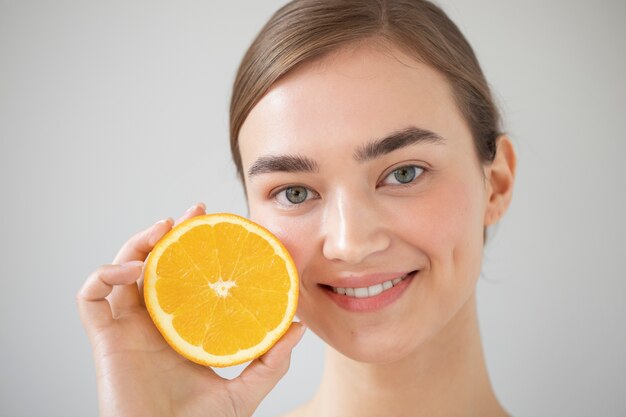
[{"left": 331, "top": 272, "right": 412, "bottom": 298}]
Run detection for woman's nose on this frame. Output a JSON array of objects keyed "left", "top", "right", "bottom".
[{"left": 322, "top": 191, "right": 391, "bottom": 265}]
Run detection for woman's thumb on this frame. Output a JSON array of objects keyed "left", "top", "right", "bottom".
[{"left": 230, "top": 322, "right": 307, "bottom": 415}]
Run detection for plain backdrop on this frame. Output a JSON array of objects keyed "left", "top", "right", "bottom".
[{"left": 1, "top": 0, "right": 625, "bottom": 416}]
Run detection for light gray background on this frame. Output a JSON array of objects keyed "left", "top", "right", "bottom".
[{"left": 1, "top": 0, "right": 625, "bottom": 416}]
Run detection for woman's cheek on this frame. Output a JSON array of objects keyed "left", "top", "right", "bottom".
[
  {"left": 421, "top": 178, "right": 486, "bottom": 284},
  {"left": 262, "top": 215, "right": 320, "bottom": 321},
  {"left": 254, "top": 212, "right": 315, "bottom": 274},
  {"left": 394, "top": 180, "right": 478, "bottom": 259}
]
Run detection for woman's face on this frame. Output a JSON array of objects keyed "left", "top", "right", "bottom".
[{"left": 238, "top": 43, "right": 491, "bottom": 363}]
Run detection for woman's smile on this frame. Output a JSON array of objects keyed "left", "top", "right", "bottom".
[{"left": 320, "top": 270, "right": 420, "bottom": 312}]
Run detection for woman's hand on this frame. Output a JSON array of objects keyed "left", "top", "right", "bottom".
[{"left": 77, "top": 203, "right": 306, "bottom": 417}]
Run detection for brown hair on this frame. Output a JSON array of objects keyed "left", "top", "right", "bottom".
[{"left": 229, "top": 0, "right": 502, "bottom": 181}]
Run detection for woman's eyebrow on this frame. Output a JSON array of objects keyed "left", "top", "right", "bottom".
[
  {"left": 353, "top": 126, "right": 444, "bottom": 162},
  {"left": 247, "top": 126, "right": 443, "bottom": 178},
  {"left": 248, "top": 154, "right": 319, "bottom": 177}
]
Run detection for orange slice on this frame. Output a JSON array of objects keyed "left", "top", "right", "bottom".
[{"left": 144, "top": 213, "right": 299, "bottom": 367}]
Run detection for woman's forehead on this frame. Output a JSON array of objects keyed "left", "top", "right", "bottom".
[{"left": 238, "top": 43, "right": 467, "bottom": 164}]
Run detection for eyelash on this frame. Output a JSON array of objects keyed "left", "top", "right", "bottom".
[
  {"left": 271, "top": 185, "right": 319, "bottom": 207},
  {"left": 378, "top": 164, "right": 426, "bottom": 187},
  {"left": 270, "top": 164, "right": 427, "bottom": 206}
]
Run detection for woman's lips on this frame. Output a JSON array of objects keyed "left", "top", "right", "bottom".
[{"left": 320, "top": 270, "right": 419, "bottom": 312}]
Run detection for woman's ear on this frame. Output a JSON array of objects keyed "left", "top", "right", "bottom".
[{"left": 484, "top": 135, "right": 517, "bottom": 226}]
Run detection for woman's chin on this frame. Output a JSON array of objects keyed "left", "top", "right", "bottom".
[{"left": 325, "top": 329, "right": 428, "bottom": 365}]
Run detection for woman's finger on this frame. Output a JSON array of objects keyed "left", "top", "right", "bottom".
[
  {"left": 107, "top": 218, "right": 174, "bottom": 315},
  {"left": 112, "top": 218, "right": 174, "bottom": 265},
  {"left": 108, "top": 203, "right": 205, "bottom": 314},
  {"left": 76, "top": 262, "right": 145, "bottom": 338},
  {"left": 229, "top": 322, "right": 306, "bottom": 415},
  {"left": 174, "top": 202, "right": 206, "bottom": 226}
]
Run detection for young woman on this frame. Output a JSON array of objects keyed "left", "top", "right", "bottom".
[{"left": 77, "top": 1, "right": 516, "bottom": 416}]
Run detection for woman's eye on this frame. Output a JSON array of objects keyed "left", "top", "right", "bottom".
[
  {"left": 275, "top": 186, "right": 314, "bottom": 205},
  {"left": 382, "top": 165, "right": 424, "bottom": 185}
]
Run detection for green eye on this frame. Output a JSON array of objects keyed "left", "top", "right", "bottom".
[
  {"left": 394, "top": 167, "right": 416, "bottom": 183},
  {"left": 383, "top": 165, "right": 424, "bottom": 185},
  {"left": 274, "top": 185, "right": 318, "bottom": 206},
  {"left": 284, "top": 186, "right": 308, "bottom": 204}
]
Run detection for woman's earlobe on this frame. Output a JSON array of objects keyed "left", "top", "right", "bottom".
[{"left": 484, "top": 135, "right": 517, "bottom": 226}]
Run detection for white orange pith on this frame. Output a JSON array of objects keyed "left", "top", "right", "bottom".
[{"left": 144, "top": 213, "right": 299, "bottom": 367}]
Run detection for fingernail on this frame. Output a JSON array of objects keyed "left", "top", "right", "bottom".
[
  {"left": 297, "top": 322, "right": 307, "bottom": 339},
  {"left": 156, "top": 217, "right": 174, "bottom": 226},
  {"left": 186, "top": 203, "right": 204, "bottom": 213},
  {"left": 149, "top": 218, "right": 173, "bottom": 246},
  {"left": 122, "top": 260, "right": 144, "bottom": 268}
]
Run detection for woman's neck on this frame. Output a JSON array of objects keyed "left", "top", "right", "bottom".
[{"left": 295, "top": 293, "right": 508, "bottom": 417}]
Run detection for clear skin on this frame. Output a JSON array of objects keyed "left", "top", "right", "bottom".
[
  {"left": 77, "top": 41, "right": 516, "bottom": 417},
  {"left": 239, "top": 42, "right": 516, "bottom": 417}
]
